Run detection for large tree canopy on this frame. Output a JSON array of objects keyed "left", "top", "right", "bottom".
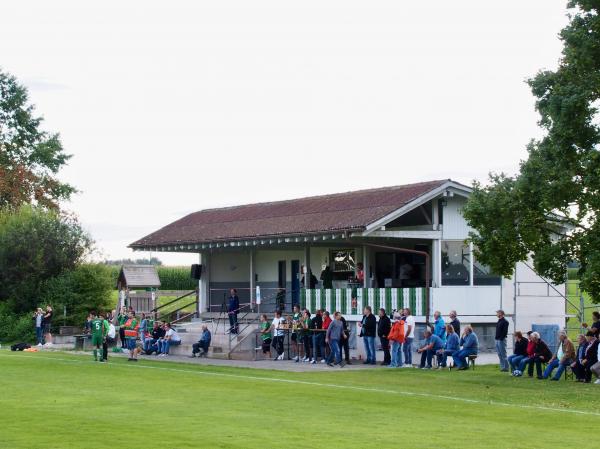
[
  {"left": 0, "top": 206, "right": 93, "bottom": 313},
  {"left": 463, "top": 0, "right": 600, "bottom": 301},
  {"left": 0, "top": 69, "right": 75, "bottom": 210}
]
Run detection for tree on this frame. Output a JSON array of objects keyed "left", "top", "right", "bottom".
[
  {"left": 0, "top": 206, "right": 93, "bottom": 313},
  {"left": 0, "top": 69, "right": 75, "bottom": 210},
  {"left": 463, "top": 1, "right": 600, "bottom": 301},
  {"left": 40, "top": 264, "right": 114, "bottom": 327}
]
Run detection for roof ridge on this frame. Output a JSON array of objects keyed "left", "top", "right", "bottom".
[{"left": 192, "top": 179, "right": 450, "bottom": 215}]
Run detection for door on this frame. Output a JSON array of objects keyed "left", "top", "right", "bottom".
[
  {"left": 291, "top": 260, "right": 300, "bottom": 306},
  {"left": 278, "top": 260, "right": 287, "bottom": 311}
]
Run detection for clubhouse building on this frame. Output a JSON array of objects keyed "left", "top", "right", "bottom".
[{"left": 130, "top": 179, "right": 567, "bottom": 350}]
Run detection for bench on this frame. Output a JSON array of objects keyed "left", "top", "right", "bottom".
[{"left": 468, "top": 354, "right": 477, "bottom": 370}]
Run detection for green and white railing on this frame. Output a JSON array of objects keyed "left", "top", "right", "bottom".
[{"left": 301, "top": 287, "right": 427, "bottom": 316}]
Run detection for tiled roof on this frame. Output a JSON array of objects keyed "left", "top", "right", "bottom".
[{"left": 130, "top": 180, "right": 450, "bottom": 248}]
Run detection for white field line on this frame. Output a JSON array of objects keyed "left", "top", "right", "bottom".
[{"left": 2, "top": 352, "right": 599, "bottom": 418}]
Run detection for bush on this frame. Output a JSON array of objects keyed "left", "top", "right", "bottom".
[{"left": 0, "top": 304, "right": 35, "bottom": 343}]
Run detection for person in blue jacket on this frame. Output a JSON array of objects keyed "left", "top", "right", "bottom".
[
  {"left": 227, "top": 288, "right": 240, "bottom": 334},
  {"left": 453, "top": 325, "right": 479, "bottom": 370},
  {"left": 417, "top": 329, "right": 444, "bottom": 369},
  {"left": 438, "top": 324, "right": 460, "bottom": 368},
  {"left": 432, "top": 311, "right": 446, "bottom": 344}
]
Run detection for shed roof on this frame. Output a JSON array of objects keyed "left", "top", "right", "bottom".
[
  {"left": 118, "top": 265, "right": 161, "bottom": 288},
  {"left": 130, "top": 179, "right": 462, "bottom": 249}
]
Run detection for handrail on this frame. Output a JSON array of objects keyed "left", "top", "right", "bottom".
[{"left": 151, "top": 290, "right": 196, "bottom": 313}]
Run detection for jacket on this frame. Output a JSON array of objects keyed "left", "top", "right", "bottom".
[
  {"left": 533, "top": 340, "right": 552, "bottom": 361},
  {"left": 495, "top": 318, "right": 509, "bottom": 340},
  {"left": 326, "top": 319, "right": 343, "bottom": 341},
  {"left": 227, "top": 295, "right": 240, "bottom": 314},
  {"left": 560, "top": 338, "right": 576, "bottom": 363},
  {"left": 460, "top": 333, "right": 479, "bottom": 352},
  {"left": 199, "top": 329, "right": 211, "bottom": 345},
  {"left": 433, "top": 318, "right": 446, "bottom": 342},
  {"left": 377, "top": 315, "right": 391, "bottom": 338},
  {"left": 513, "top": 338, "right": 528, "bottom": 356},
  {"left": 361, "top": 314, "right": 376, "bottom": 337},
  {"left": 445, "top": 333, "right": 460, "bottom": 352},
  {"left": 583, "top": 339, "right": 599, "bottom": 366},
  {"left": 388, "top": 320, "right": 405, "bottom": 343}
]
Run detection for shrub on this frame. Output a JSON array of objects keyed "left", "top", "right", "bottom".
[{"left": 0, "top": 304, "right": 35, "bottom": 343}]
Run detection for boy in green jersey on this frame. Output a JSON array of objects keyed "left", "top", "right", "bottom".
[{"left": 90, "top": 312, "right": 108, "bottom": 361}]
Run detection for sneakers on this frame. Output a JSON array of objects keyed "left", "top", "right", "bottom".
[
  {"left": 310, "top": 359, "right": 316, "bottom": 364},
  {"left": 294, "top": 356, "right": 300, "bottom": 362},
  {"left": 320, "top": 359, "right": 326, "bottom": 364},
  {"left": 301, "top": 357, "right": 309, "bottom": 362},
  {"left": 277, "top": 353, "right": 285, "bottom": 361},
  {"left": 37, "top": 343, "right": 43, "bottom": 347},
  {"left": 594, "top": 379, "right": 600, "bottom": 385}
]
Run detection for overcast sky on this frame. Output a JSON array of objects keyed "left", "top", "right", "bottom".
[{"left": 0, "top": 0, "right": 569, "bottom": 265}]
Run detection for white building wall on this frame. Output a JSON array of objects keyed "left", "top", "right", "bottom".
[{"left": 442, "top": 196, "right": 472, "bottom": 240}]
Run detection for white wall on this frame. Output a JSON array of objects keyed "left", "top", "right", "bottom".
[
  {"left": 442, "top": 196, "right": 472, "bottom": 240},
  {"left": 210, "top": 251, "right": 250, "bottom": 282}
]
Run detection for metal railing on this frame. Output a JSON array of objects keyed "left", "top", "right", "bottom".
[{"left": 150, "top": 289, "right": 198, "bottom": 323}]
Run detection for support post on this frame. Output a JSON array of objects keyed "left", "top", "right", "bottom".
[
  {"left": 469, "top": 242, "right": 474, "bottom": 287},
  {"left": 199, "top": 252, "right": 210, "bottom": 314},
  {"left": 250, "top": 248, "right": 256, "bottom": 312},
  {"left": 362, "top": 245, "right": 369, "bottom": 288}
]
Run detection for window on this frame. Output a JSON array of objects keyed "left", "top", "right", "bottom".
[
  {"left": 441, "top": 241, "right": 470, "bottom": 286},
  {"left": 473, "top": 250, "right": 501, "bottom": 286}
]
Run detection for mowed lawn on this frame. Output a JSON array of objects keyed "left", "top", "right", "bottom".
[{"left": 0, "top": 351, "right": 598, "bottom": 449}]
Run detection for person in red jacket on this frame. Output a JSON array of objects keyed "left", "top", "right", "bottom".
[
  {"left": 322, "top": 311, "right": 332, "bottom": 361},
  {"left": 513, "top": 331, "right": 535, "bottom": 376}
]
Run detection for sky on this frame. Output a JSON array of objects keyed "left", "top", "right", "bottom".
[{"left": 0, "top": 0, "right": 569, "bottom": 265}]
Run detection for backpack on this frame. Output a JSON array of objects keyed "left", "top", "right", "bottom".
[
  {"left": 388, "top": 321, "right": 405, "bottom": 343},
  {"left": 11, "top": 342, "right": 31, "bottom": 351}
]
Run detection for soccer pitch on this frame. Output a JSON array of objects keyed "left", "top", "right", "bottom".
[{"left": 1, "top": 351, "right": 598, "bottom": 449}]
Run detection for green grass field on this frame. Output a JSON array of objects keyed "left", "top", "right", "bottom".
[{"left": 1, "top": 351, "right": 598, "bottom": 449}]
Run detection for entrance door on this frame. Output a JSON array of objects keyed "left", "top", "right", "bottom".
[
  {"left": 278, "top": 260, "right": 287, "bottom": 311},
  {"left": 291, "top": 260, "right": 300, "bottom": 306}
]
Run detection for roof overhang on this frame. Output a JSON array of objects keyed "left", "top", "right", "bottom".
[{"left": 362, "top": 180, "right": 471, "bottom": 236}]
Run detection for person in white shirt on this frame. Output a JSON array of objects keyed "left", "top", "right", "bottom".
[
  {"left": 159, "top": 323, "right": 181, "bottom": 356},
  {"left": 270, "top": 310, "right": 286, "bottom": 361},
  {"left": 403, "top": 307, "right": 416, "bottom": 367}
]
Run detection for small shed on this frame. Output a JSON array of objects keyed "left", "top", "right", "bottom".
[{"left": 116, "top": 265, "right": 161, "bottom": 315}]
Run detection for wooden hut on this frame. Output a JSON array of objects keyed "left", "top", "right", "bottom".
[{"left": 116, "top": 265, "right": 161, "bottom": 315}]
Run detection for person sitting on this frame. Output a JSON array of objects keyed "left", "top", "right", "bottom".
[
  {"left": 417, "top": 329, "right": 444, "bottom": 369},
  {"left": 438, "top": 324, "right": 459, "bottom": 368},
  {"left": 515, "top": 331, "right": 536, "bottom": 376},
  {"left": 144, "top": 321, "right": 165, "bottom": 354},
  {"left": 544, "top": 331, "right": 575, "bottom": 381},
  {"left": 508, "top": 331, "right": 529, "bottom": 373},
  {"left": 158, "top": 323, "right": 181, "bottom": 357},
  {"left": 517, "top": 332, "right": 552, "bottom": 378},
  {"left": 191, "top": 325, "right": 211, "bottom": 357},
  {"left": 570, "top": 334, "right": 589, "bottom": 382},
  {"left": 452, "top": 325, "right": 479, "bottom": 370},
  {"left": 577, "top": 331, "right": 599, "bottom": 383}
]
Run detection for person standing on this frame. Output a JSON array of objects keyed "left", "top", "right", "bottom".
[
  {"left": 43, "top": 305, "right": 53, "bottom": 346},
  {"left": 402, "top": 307, "right": 415, "bottom": 367},
  {"left": 271, "top": 310, "right": 286, "bottom": 361},
  {"left": 117, "top": 306, "right": 128, "bottom": 349},
  {"left": 291, "top": 305, "right": 303, "bottom": 362},
  {"left": 387, "top": 312, "right": 405, "bottom": 368},
  {"left": 310, "top": 310, "right": 325, "bottom": 364},
  {"left": 449, "top": 310, "right": 460, "bottom": 335},
  {"left": 432, "top": 311, "right": 446, "bottom": 344},
  {"left": 90, "top": 312, "right": 108, "bottom": 362},
  {"left": 33, "top": 308, "right": 44, "bottom": 347},
  {"left": 377, "top": 308, "right": 391, "bottom": 366},
  {"left": 227, "top": 288, "right": 240, "bottom": 334},
  {"left": 258, "top": 314, "right": 272, "bottom": 359},
  {"left": 359, "top": 306, "right": 377, "bottom": 365},
  {"left": 123, "top": 312, "right": 139, "bottom": 361},
  {"left": 340, "top": 313, "right": 351, "bottom": 364},
  {"left": 320, "top": 266, "right": 333, "bottom": 290},
  {"left": 495, "top": 310, "right": 510, "bottom": 372},
  {"left": 301, "top": 310, "right": 312, "bottom": 362},
  {"left": 325, "top": 312, "right": 345, "bottom": 367}
]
